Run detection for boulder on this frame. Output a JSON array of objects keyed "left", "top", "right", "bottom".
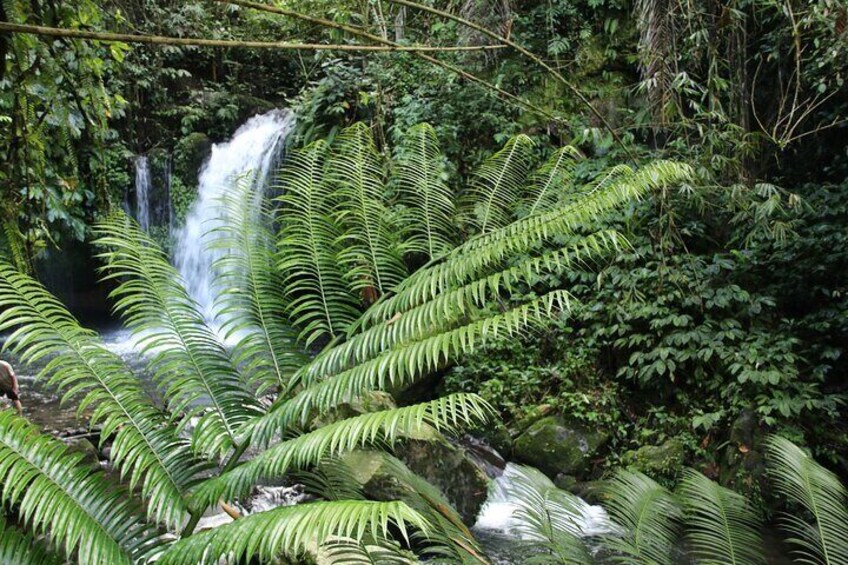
[
  {"left": 310, "top": 391, "right": 396, "bottom": 429},
  {"left": 512, "top": 416, "right": 608, "bottom": 478},
  {"left": 621, "top": 439, "right": 685, "bottom": 475},
  {"left": 398, "top": 426, "right": 491, "bottom": 523}
]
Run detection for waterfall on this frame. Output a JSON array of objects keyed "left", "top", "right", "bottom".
[
  {"left": 135, "top": 156, "right": 152, "bottom": 231},
  {"left": 173, "top": 109, "right": 295, "bottom": 319}
]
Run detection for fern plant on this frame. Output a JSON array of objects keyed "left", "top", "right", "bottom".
[
  {"left": 495, "top": 438, "right": 846, "bottom": 565},
  {"left": 0, "top": 122, "right": 693, "bottom": 563}
]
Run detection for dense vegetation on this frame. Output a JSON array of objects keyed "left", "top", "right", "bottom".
[{"left": 0, "top": 0, "right": 846, "bottom": 563}]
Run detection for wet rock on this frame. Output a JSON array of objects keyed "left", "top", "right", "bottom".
[
  {"left": 397, "top": 426, "right": 491, "bottom": 523},
  {"left": 63, "top": 438, "right": 102, "bottom": 471},
  {"left": 554, "top": 473, "right": 577, "bottom": 491},
  {"left": 512, "top": 416, "right": 608, "bottom": 478},
  {"left": 310, "top": 391, "right": 396, "bottom": 429},
  {"left": 457, "top": 434, "right": 507, "bottom": 479},
  {"left": 621, "top": 439, "right": 685, "bottom": 475}
]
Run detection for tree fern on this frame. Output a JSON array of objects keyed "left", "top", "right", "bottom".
[
  {"left": 523, "top": 145, "right": 583, "bottom": 216},
  {"left": 249, "top": 291, "right": 573, "bottom": 446},
  {"left": 0, "top": 411, "right": 158, "bottom": 564},
  {"left": 210, "top": 173, "right": 306, "bottom": 393},
  {"left": 330, "top": 122, "right": 407, "bottom": 299},
  {"left": 0, "top": 263, "right": 200, "bottom": 529},
  {"left": 600, "top": 470, "right": 682, "bottom": 565},
  {"left": 394, "top": 123, "right": 456, "bottom": 258},
  {"left": 463, "top": 134, "right": 534, "bottom": 233},
  {"left": 766, "top": 436, "right": 848, "bottom": 565},
  {"left": 95, "top": 213, "right": 261, "bottom": 458},
  {"left": 157, "top": 500, "right": 428, "bottom": 565},
  {"left": 192, "top": 393, "right": 492, "bottom": 509},
  {"left": 359, "top": 160, "right": 693, "bottom": 330},
  {"left": 275, "top": 140, "right": 361, "bottom": 345},
  {"left": 677, "top": 469, "right": 765, "bottom": 565}
]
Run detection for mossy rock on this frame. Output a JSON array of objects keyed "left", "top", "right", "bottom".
[
  {"left": 310, "top": 391, "right": 396, "bottom": 429},
  {"left": 513, "top": 416, "right": 608, "bottom": 478},
  {"left": 621, "top": 439, "right": 685, "bottom": 475}
]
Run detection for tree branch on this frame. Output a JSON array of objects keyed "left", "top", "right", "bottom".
[{"left": 0, "top": 21, "right": 505, "bottom": 52}]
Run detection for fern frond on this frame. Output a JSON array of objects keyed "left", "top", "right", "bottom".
[
  {"left": 210, "top": 173, "right": 306, "bottom": 393},
  {"left": 677, "top": 469, "right": 765, "bottom": 565},
  {"left": 250, "top": 291, "right": 573, "bottom": 445},
  {"left": 0, "top": 411, "right": 158, "bottom": 564},
  {"left": 600, "top": 470, "right": 682, "bottom": 565},
  {"left": 330, "top": 122, "right": 407, "bottom": 298},
  {"left": 766, "top": 436, "right": 848, "bottom": 565},
  {"left": 319, "top": 537, "right": 418, "bottom": 564},
  {"left": 192, "top": 393, "right": 492, "bottom": 509},
  {"left": 157, "top": 500, "right": 428, "bottom": 565},
  {"left": 493, "top": 464, "right": 594, "bottom": 564},
  {"left": 0, "top": 514, "right": 63, "bottom": 565},
  {"left": 358, "top": 160, "right": 692, "bottom": 330},
  {"left": 275, "top": 140, "right": 361, "bottom": 345},
  {"left": 463, "top": 134, "right": 534, "bottom": 233},
  {"left": 524, "top": 145, "right": 583, "bottom": 216},
  {"left": 0, "top": 263, "right": 199, "bottom": 529},
  {"left": 394, "top": 123, "right": 455, "bottom": 259},
  {"left": 94, "top": 212, "right": 261, "bottom": 458}
]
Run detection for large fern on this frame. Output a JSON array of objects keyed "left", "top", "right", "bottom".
[
  {"left": 766, "top": 436, "right": 848, "bottom": 565},
  {"left": 275, "top": 140, "right": 361, "bottom": 345},
  {"left": 330, "top": 122, "right": 407, "bottom": 299},
  {"left": 0, "top": 263, "right": 200, "bottom": 529},
  {"left": 394, "top": 123, "right": 456, "bottom": 258},
  {"left": 95, "top": 213, "right": 262, "bottom": 458},
  {"left": 463, "top": 134, "right": 534, "bottom": 233},
  {"left": 677, "top": 469, "right": 765, "bottom": 565},
  {"left": 0, "top": 411, "right": 158, "bottom": 564},
  {"left": 210, "top": 173, "right": 307, "bottom": 392}
]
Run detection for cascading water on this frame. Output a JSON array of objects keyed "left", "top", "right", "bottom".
[
  {"left": 135, "top": 156, "right": 152, "bottom": 231},
  {"left": 173, "top": 109, "right": 295, "bottom": 319}
]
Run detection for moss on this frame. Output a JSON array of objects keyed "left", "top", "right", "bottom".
[
  {"left": 513, "top": 416, "right": 609, "bottom": 478},
  {"left": 621, "top": 439, "right": 685, "bottom": 476}
]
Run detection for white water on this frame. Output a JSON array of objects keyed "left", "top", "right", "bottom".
[
  {"left": 135, "top": 156, "right": 152, "bottom": 231},
  {"left": 172, "top": 110, "right": 295, "bottom": 318},
  {"left": 474, "top": 463, "right": 615, "bottom": 540}
]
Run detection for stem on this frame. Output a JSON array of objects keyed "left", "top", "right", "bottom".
[{"left": 0, "top": 21, "right": 505, "bottom": 52}]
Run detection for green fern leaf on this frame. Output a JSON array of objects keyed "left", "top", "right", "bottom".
[
  {"left": 463, "top": 134, "right": 534, "bottom": 233},
  {"left": 766, "top": 436, "right": 848, "bottom": 565},
  {"left": 678, "top": 469, "right": 765, "bottom": 565},
  {"left": 157, "top": 500, "right": 429, "bottom": 565},
  {"left": 0, "top": 514, "right": 63, "bottom": 565},
  {"left": 0, "top": 263, "right": 200, "bottom": 529},
  {"left": 0, "top": 411, "right": 157, "bottom": 564},
  {"left": 524, "top": 145, "right": 583, "bottom": 216},
  {"left": 94, "top": 213, "right": 261, "bottom": 458},
  {"left": 330, "top": 122, "right": 408, "bottom": 298},
  {"left": 394, "top": 123, "right": 456, "bottom": 259},
  {"left": 210, "top": 173, "right": 307, "bottom": 393},
  {"left": 275, "top": 140, "right": 361, "bottom": 345}
]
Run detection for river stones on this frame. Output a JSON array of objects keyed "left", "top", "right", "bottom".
[{"left": 512, "top": 415, "right": 608, "bottom": 478}]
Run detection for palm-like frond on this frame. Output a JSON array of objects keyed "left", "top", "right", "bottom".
[
  {"left": 0, "top": 263, "right": 199, "bottom": 529},
  {"left": 463, "top": 134, "right": 534, "bottom": 233},
  {"left": 677, "top": 469, "right": 765, "bottom": 565},
  {"left": 157, "top": 500, "right": 428, "bottom": 565},
  {"left": 192, "top": 393, "right": 492, "bottom": 509},
  {"left": 275, "top": 140, "right": 361, "bottom": 346},
  {"left": 523, "top": 145, "right": 583, "bottom": 216},
  {"left": 0, "top": 411, "right": 158, "bottom": 564},
  {"left": 0, "top": 514, "right": 63, "bottom": 565},
  {"left": 210, "top": 173, "right": 306, "bottom": 393},
  {"left": 493, "top": 464, "right": 594, "bottom": 564},
  {"left": 250, "top": 291, "right": 573, "bottom": 445},
  {"left": 319, "top": 537, "right": 418, "bottom": 564},
  {"left": 600, "top": 470, "right": 682, "bottom": 565},
  {"left": 394, "top": 123, "right": 456, "bottom": 258},
  {"left": 330, "top": 122, "right": 407, "bottom": 298},
  {"left": 358, "top": 160, "right": 693, "bottom": 330},
  {"left": 766, "top": 436, "right": 848, "bottom": 565},
  {"left": 94, "top": 212, "right": 261, "bottom": 458}
]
